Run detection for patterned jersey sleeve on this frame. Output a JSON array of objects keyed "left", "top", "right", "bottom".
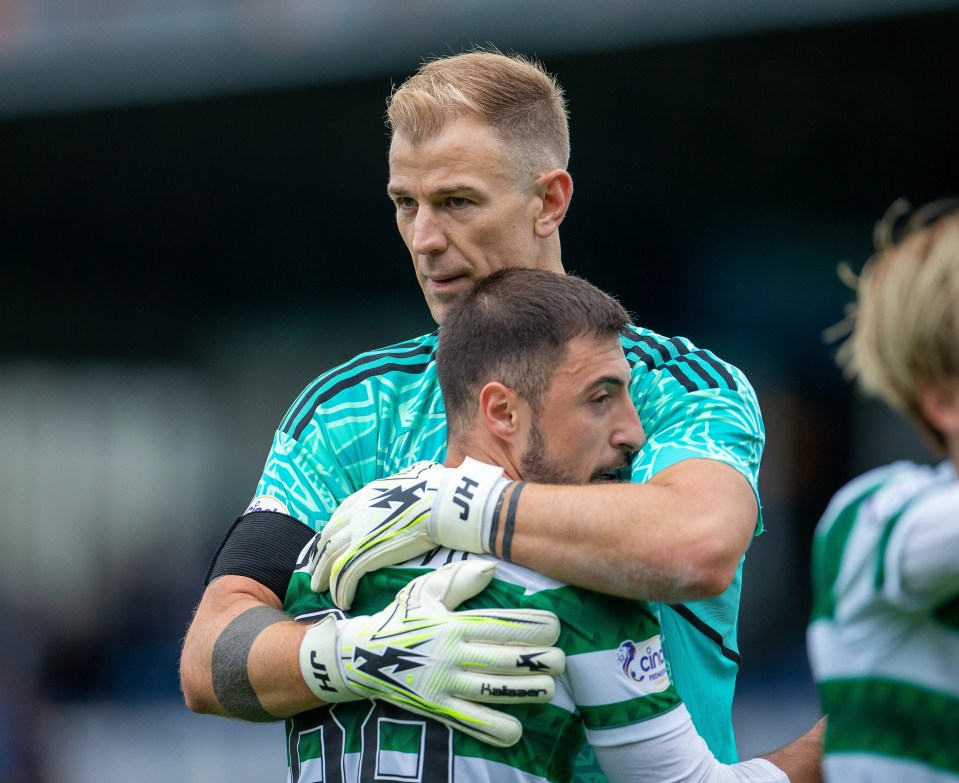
[
  {"left": 253, "top": 426, "right": 357, "bottom": 526},
  {"left": 249, "top": 333, "right": 445, "bottom": 530},
  {"left": 622, "top": 328, "right": 766, "bottom": 535}
]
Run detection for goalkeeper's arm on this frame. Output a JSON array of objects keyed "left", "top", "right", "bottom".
[
  {"left": 180, "top": 509, "right": 320, "bottom": 720},
  {"left": 317, "top": 457, "right": 758, "bottom": 609},
  {"left": 180, "top": 559, "right": 564, "bottom": 747},
  {"left": 180, "top": 572, "right": 321, "bottom": 721}
]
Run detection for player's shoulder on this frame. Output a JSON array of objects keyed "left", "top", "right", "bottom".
[
  {"left": 620, "top": 323, "right": 746, "bottom": 393},
  {"left": 880, "top": 459, "right": 957, "bottom": 520},
  {"left": 279, "top": 331, "right": 439, "bottom": 437},
  {"left": 818, "top": 460, "right": 944, "bottom": 535}
]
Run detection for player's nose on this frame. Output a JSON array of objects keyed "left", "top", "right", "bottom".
[{"left": 612, "top": 403, "right": 644, "bottom": 452}]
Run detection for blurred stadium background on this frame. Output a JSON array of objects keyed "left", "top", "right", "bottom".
[{"left": 3, "top": 1, "right": 959, "bottom": 780}]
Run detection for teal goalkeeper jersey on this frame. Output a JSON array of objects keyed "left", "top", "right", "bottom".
[
  {"left": 283, "top": 549, "right": 685, "bottom": 783},
  {"left": 807, "top": 460, "right": 959, "bottom": 782},
  {"left": 254, "top": 325, "right": 765, "bottom": 765}
]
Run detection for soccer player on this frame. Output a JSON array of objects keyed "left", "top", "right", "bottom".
[
  {"left": 807, "top": 199, "right": 959, "bottom": 782},
  {"left": 181, "top": 49, "right": 765, "bottom": 769},
  {"left": 289, "top": 267, "right": 822, "bottom": 782}
]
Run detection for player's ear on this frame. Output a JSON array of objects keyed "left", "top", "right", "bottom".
[
  {"left": 918, "top": 377, "right": 959, "bottom": 440},
  {"left": 533, "top": 169, "right": 573, "bottom": 238},
  {"left": 479, "top": 382, "right": 522, "bottom": 439}
]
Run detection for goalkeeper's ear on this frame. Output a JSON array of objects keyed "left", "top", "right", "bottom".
[{"left": 533, "top": 168, "right": 573, "bottom": 238}]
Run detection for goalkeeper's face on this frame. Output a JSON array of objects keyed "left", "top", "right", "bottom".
[
  {"left": 517, "top": 333, "right": 644, "bottom": 485},
  {"left": 388, "top": 117, "right": 560, "bottom": 324}
]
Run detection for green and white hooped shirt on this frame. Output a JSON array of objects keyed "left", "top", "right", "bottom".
[{"left": 808, "top": 460, "right": 959, "bottom": 782}]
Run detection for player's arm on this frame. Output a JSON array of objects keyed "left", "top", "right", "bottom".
[
  {"left": 181, "top": 548, "right": 566, "bottom": 747},
  {"left": 757, "top": 717, "right": 826, "bottom": 783},
  {"left": 316, "top": 382, "right": 763, "bottom": 608},
  {"left": 313, "top": 450, "right": 758, "bottom": 608},
  {"left": 887, "top": 483, "right": 959, "bottom": 608},
  {"left": 180, "top": 572, "right": 318, "bottom": 720},
  {"left": 513, "top": 343, "right": 764, "bottom": 602},
  {"left": 317, "top": 455, "right": 757, "bottom": 609},
  {"left": 592, "top": 711, "right": 824, "bottom": 782},
  {"left": 179, "top": 421, "right": 359, "bottom": 718},
  {"left": 179, "top": 510, "right": 320, "bottom": 720},
  {"left": 518, "top": 375, "right": 763, "bottom": 602},
  {"left": 497, "top": 457, "right": 756, "bottom": 602},
  {"left": 559, "top": 577, "right": 821, "bottom": 783}
]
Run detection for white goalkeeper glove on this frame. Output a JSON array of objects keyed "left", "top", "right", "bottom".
[
  {"left": 298, "top": 559, "right": 563, "bottom": 748},
  {"left": 310, "top": 459, "right": 511, "bottom": 609}
]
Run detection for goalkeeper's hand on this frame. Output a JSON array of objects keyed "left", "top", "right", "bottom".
[
  {"left": 310, "top": 459, "right": 511, "bottom": 609},
  {"left": 298, "top": 559, "right": 563, "bottom": 748}
]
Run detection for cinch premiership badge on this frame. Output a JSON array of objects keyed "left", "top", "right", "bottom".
[
  {"left": 616, "top": 635, "right": 670, "bottom": 693},
  {"left": 245, "top": 495, "right": 290, "bottom": 515}
]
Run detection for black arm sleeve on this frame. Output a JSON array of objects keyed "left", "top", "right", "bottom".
[{"left": 204, "top": 511, "right": 315, "bottom": 603}]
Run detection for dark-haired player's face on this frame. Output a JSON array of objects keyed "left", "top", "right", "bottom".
[
  {"left": 388, "top": 117, "right": 547, "bottom": 324},
  {"left": 518, "top": 334, "right": 644, "bottom": 485}
]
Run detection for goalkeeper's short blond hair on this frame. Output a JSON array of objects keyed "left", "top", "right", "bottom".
[
  {"left": 836, "top": 198, "right": 959, "bottom": 451},
  {"left": 386, "top": 47, "right": 570, "bottom": 183}
]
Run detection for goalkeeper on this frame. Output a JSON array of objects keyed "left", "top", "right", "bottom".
[{"left": 287, "top": 268, "right": 823, "bottom": 782}]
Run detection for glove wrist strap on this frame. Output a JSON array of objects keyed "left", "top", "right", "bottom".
[
  {"left": 299, "top": 616, "right": 359, "bottom": 703},
  {"left": 432, "top": 457, "right": 509, "bottom": 553}
]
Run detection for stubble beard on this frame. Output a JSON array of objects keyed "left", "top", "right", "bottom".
[
  {"left": 519, "top": 419, "right": 632, "bottom": 485},
  {"left": 519, "top": 419, "right": 577, "bottom": 485}
]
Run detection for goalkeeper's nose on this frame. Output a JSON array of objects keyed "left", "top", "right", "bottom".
[{"left": 411, "top": 204, "right": 448, "bottom": 256}]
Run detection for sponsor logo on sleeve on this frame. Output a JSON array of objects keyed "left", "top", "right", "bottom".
[
  {"left": 616, "top": 635, "right": 670, "bottom": 693},
  {"left": 245, "top": 495, "right": 290, "bottom": 515}
]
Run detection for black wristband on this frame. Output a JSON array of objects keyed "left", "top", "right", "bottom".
[
  {"left": 487, "top": 483, "right": 509, "bottom": 555},
  {"left": 501, "top": 482, "right": 525, "bottom": 563}
]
